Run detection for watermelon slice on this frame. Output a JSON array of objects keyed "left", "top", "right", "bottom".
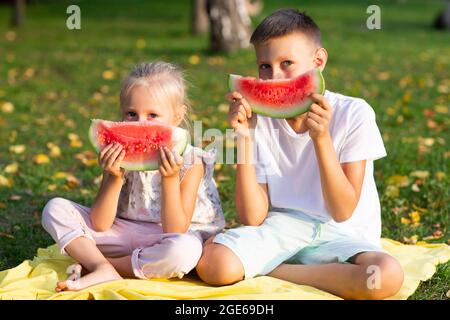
[
  {"left": 88, "top": 119, "right": 189, "bottom": 171},
  {"left": 228, "top": 68, "right": 325, "bottom": 118}
]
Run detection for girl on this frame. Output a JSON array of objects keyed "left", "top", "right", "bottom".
[{"left": 41, "top": 61, "right": 225, "bottom": 292}]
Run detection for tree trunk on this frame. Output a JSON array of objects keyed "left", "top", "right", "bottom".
[
  {"left": 207, "top": 0, "right": 252, "bottom": 53},
  {"left": 11, "top": 0, "right": 26, "bottom": 27},
  {"left": 192, "top": 0, "right": 209, "bottom": 34},
  {"left": 434, "top": 2, "right": 450, "bottom": 30}
]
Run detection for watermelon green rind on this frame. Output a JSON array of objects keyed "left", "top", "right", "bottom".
[
  {"left": 228, "top": 68, "right": 325, "bottom": 119},
  {"left": 88, "top": 119, "right": 189, "bottom": 171}
]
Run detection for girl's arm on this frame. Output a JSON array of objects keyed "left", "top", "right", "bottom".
[
  {"left": 159, "top": 146, "right": 204, "bottom": 233},
  {"left": 90, "top": 142, "right": 126, "bottom": 232}
]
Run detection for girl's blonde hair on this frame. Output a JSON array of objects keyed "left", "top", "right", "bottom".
[{"left": 120, "top": 61, "right": 191, "bottom": 130}]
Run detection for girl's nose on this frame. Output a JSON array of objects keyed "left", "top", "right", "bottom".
[{"left": 271, "top": 68, "right": 284, "bottom": 80}]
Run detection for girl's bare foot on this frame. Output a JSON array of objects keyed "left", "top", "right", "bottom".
[{"left": 55, "top": 262, "right": 122, "bottom": 292}]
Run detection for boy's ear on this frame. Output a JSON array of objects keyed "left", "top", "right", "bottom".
[{"left": 313, "top": 47, "right": 328, "bottom": 72}]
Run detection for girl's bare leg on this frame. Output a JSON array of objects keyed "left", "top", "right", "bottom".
[{"left": 56, "top": 237, "right": 122, "bottom": 292}]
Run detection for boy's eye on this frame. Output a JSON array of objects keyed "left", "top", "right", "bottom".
[
  {"left": 281, "top": 60, "right": 293, "bottom": 67},
  {"left": 127, "top": 111, "right": 137, "bottom": 117},
  {"left": 148, "top": 113, "right": 157, "bottom": 119},
  {"left": 259, "top": 64, "right": 271, "bottom": 70}
]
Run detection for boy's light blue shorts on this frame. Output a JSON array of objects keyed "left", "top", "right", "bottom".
[{"left": 213, "top": 209, "right": 388, "bottom": 279}]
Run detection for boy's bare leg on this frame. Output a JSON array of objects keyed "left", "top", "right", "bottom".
[
  {"left": 268, "top": 251, "right": 404, "bottom": 300},
  {"left": 56, "top": 237, "right": 122, "bottom": 292}
]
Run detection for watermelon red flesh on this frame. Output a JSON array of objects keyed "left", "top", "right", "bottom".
[
  {"left": 88, "top": 119, "right": 189, "bottom": 171},
  {"left": 229, "top": 68, "right": 325, "bottom": 119}
]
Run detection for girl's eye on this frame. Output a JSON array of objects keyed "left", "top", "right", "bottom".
[
  {"left": 127, "top": 111, "right": 137, "bottom": 117},
  {"left": 281, "top": 60, "right": 293, "bottom": 67},
  {"left": 259, "top": 64, "right": 271, "bottom": 70},
  {"left": 148, "top": 113, "right": 157, "bottom": 119}
]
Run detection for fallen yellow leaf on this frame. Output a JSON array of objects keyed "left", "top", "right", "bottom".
[
  {"left": 5, "top": 30, "right": 16, "bottom": 41},
  {"left": 9, "top": 144, "right": 26, "bottom": 154},
  {"left": 403, "top": 235, "right": 418, "bottom": 244},
  {"left": 4, "top": 162, "right": 18, "bottom": 174},
  {"left": 386, "top": 175, "right": 410, "bottom": 187},
  {"left": 411, "top": 204, "right": 428, "bottom": 214},
  {"left": 47, "top": 142, "right": 62, "bottom": 157},
  {"left": 1, "top": 101, "right": 14, "bottom": 113},
  {"left": 434, "top": 105, "right": 448, "bottom": 114},
  {"left": 400, "top": 217, "right": 411, "bottom": 225},
  {"left": 385, "top": 185, "right": 400, "bottom": 198},
  {"left": 52, "top": 172, "right": 69, "bottom": 179},
  {"left": 422, "top": 234, "right": 443, "bottom": 241},
  {"left": 188, "top": 55, "right": 200, "bottom": 65},
  {"left": 33, "top": 154, "right": 50, "bottom": 164},
  {"left": 70, "top": 139, "right": 83, "bottom": 148},
  {"left": 0, "top": 175, "right": 13, "bottom": 188},
  {"left": 102, "top": 70, "right": 115, "bottom": 80},
  {"left": 435, "top": 171, "right": 446, "bottom": 181},
  {"left": 410, "top": 170, "right": 429, "bottom": 179},
  {"left": 136, "top": 39, "right": 146, "bottom": 49},
  {"left": 68, "top": 133, "right": 80, "bottom": 141},
  {"left": 408, "top": 211, "right": 421, "bottom": 224},
  {"left": 66, "top": 175, "right": 80, "bottom": 189}
]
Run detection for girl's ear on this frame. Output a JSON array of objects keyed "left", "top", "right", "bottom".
[
  {"left": 313, "top": 47, "right": 328, "bottom": 72},
  {"left": 174, "top": 104, "right": 187, "bottom": 126}
]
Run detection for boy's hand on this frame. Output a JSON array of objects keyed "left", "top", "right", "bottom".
[
  {"left": 306, "top": 93, "right": 333, "bottom": 141},
  {"left": 227, "top": 91, "right": 255, "bottom": 136},
  {"left": 99, "top": 142, "right": 125, "bottom": 178},
  {"left": 159, "top": 146, "right": 183, "bottom": 178}
]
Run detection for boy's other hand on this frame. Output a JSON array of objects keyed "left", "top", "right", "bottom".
[
  {"left": 227, "top": 91, "right": 255, "bottom": 136},
  {"left": 99, "top": 142, "right": 125, "bottom": 178},
  {"left": 306, "top": 93, "right": 333, "bottom": 141}
]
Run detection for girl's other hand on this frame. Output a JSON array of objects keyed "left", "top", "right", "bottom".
[
  {"left": 99, "top": 142, "right": 126, "bottom": 178},
  {"left": 159, "top": 146, "right": 183, "bottom": 178}
]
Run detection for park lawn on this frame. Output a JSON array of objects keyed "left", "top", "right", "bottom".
[{"left": 0, "top": 0, "right": 448, "bottom": 299}]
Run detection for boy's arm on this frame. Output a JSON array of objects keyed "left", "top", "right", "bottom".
[
  {"left": 235, "top": 134, "right": 269, "bottom": 226},
  {"left": 229, "top": 91, "right": 269, "bottom": 226},
  {"left": 307, "top": 94, "right": 365, "bottom": 222}
]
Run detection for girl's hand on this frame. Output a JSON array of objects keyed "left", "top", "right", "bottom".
[
  {"left": 159, "top": 146, "right": 183, "bottom": 178},
  {"left": 227, "top": 91, "right": 255, "bottom": 137},
  {"left": 306, "top": 93, "right": 333, "bottom": 141},
  {"left": 99, "top": 142, "right": 126, "bottom": 178}
]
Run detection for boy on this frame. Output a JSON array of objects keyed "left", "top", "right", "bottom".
[{"left": 195, "top": 9, "right": 404, "bottom": 299}]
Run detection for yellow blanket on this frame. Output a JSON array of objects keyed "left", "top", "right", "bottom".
[{"left": 1, "top": 238, "right": 448, "bottom": 300}]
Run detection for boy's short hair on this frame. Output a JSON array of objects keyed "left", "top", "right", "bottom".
[{"left": 250, "top": 8, "right": 322, "bottom": 47}]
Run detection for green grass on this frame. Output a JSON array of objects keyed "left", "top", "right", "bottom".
[{"left": 0, "top": 0, "right": 448, "bottom": 299}]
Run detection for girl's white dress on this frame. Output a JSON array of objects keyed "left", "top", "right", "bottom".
[{"left": 117, "top": 144, "right": 225, "bottom": 240}]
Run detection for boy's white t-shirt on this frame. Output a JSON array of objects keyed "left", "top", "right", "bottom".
[{"left": 253, "top": 90, "right": 387, "bottom": 246}]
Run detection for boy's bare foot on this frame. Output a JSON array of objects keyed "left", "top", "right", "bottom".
[{"left": 55, "top": 262, "right": 122, "bottom": 292}]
